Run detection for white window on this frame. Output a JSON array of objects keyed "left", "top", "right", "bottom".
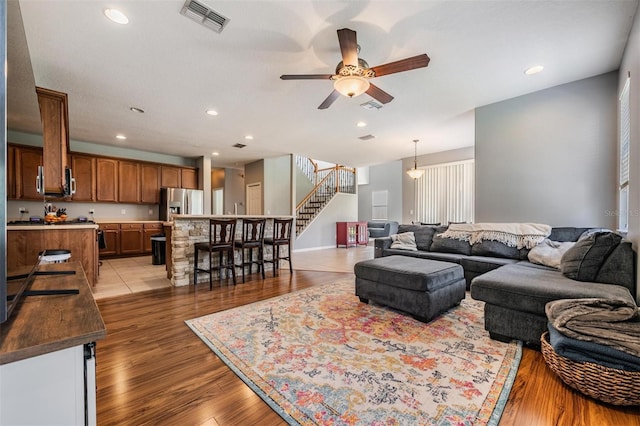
[
  {"left": 619, "top": 76, "right": 630, "bottom": 233},
  {"left": 414, "top": 160, "right": 474, "bottom": 225},
  {"left": 372, "top": 190, "right": 388, "bottom": 220}
]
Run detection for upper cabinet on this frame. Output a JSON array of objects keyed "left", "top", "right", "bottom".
[
  {"left": 70, "top": 154, "right": 96, "bottom": 202},
  {"left": 96, "top": 158, "right": 118, "bottom": 202},
  {"left": 118, "top": 161, "right": 140, "bottom": 203},
  {"left": 7, "top": 144, "right": 199, "bottom": 203},
  {"left": 180, "top": 168, "right": 198, "bottom": 189},
  {"left": 141, "top": 164, "right": 160, "bottom": 204},
  {"left": 160, "top": 166, "right": 181, "bottom": 188},
  {"left": 36, "top": 87, "right": 70, "bottom": 197}
]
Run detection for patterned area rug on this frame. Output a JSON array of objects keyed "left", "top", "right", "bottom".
[{"left": 186, "top": 281, "right": 522, "bottom": 425}]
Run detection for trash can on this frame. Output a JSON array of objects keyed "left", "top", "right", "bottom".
[{"left": 151, "top": 234, "right": 166, "bottom": 265}]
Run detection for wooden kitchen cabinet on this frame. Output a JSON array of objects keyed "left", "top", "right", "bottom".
[
  {"left": 7, "top": 145, "right": 16, "bottom": 199},
  {"left": 161, "top": 166, "right": 181, "bottom": 188},
  {"left": 96, "top": 158, "right": 118, "bottom": 202},
  {"left": 120, "top": 223, "right": 144, "bottom": 255},
  {"left": 141, "top": 164, "right": 160, "bottom": 204},
  {"left": 180, "top": 168, "right": 198, "bottom": 189},
  {"left": 118, "top": 161, "right": 140, "bottom": 203},
  {"left": 36, "top": 87, "right": 69, "bottom": 196},
  {"left": 98, "top": 223, "right": 120, "bottom": 257},
  {"left": 16, "top": 145, "right": 44, "bottom": 200},
  {"left": 143, "top": 222, "right": 163, "bottom": 253},
  {"left": 70, "top": 154, "right": 95, "bottom": 201}
]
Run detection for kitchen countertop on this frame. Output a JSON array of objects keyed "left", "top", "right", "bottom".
[
  {"left": 172, "top": 214, "right": 294, "bottom": 220},
  {"left": 94, "top": 220, "right": 164, "bottom": 224},
  {"left": 0, "top": 261, "right": 106, "bottom": 365},
  {"left": 7, "top": 223, "right": 99, "bottom": 230}
]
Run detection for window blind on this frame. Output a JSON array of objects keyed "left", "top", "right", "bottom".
[
  {"left": 619, "top": 77, "right": 630, "bottom": 232},
  {"left": 414, "top": 160, "right": 474, "bottom": 225}
]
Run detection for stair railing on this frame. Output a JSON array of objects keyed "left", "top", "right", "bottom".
[{"left": 295, "top": 155, "right": 318, "bottom": 185}]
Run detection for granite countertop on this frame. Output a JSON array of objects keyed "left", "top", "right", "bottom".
[
  {"left": 172, "top": 214, "right": 294, "bottom": 220},
  {"left": 7, "top": 223, "right": 99, "bottom": 230},
  {"left": 94, "top": 220, "right": 164, "bottom": 224}
]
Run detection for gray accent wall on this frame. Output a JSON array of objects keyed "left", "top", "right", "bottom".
[
  {"left": 619, "top": 8, "right": 640, "bottom": 302},
  {"left": 475, "top": 72, "right": 618, "bottom": 228},
  {"left": 357, "top": 160, "right": 403, "bottom": 223}
]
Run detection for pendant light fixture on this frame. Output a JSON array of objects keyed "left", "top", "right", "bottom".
[{"left": 407, "top": 139, "right": 425, "bottom": 179}]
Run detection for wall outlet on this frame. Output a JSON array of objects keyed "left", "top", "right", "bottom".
[
  {"left": 120, "top": 209, "right": 126, "bottom": 215},
  {"left": 19, "top": 207, "right": 26, "bottom": 214},
  {"left": 89, "top": 209, "right": 95, "bottom": 215},
  {"left": 148, "top": 209, "right": 153, "bottom": 216}
]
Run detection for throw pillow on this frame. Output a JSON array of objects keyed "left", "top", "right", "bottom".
[
  {"left": 527, "top": 239, "right": 576, "bottom": 269},
  {"left": 560, "top": 232, "right": 622, "bottom": 281},
  {"left": 390, "top": 232, "right": 418, "bottom": 251}
]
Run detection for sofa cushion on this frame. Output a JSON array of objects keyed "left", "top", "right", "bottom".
[
  {"left": 430, "top": 233, "right": 472, "bottom": 255},
  {"left": 595, "top": 241, "right": 636, "bottom": 292},
  {"left": 470, "top": 239, "right": 521, "bottom": 260},
  {"left": 397, "top": 224, "right": 437, "bottom": 251},
  {"left": 560, "top": 232, "right": 622, "bottom": 281},
  {"left": 460, "top": 256, "right": 519, "bottom": 275},
  {"left": 548, "top": 227, "right": 592, "bottom": 242},
  {"left": 390, "top": 232, "right": 418, "bottom": 251},
  {"left": 470, "top": 264, "right": 635, "bottom": 316},
  {"left": 527, "top": 239, "right": 576, "bottom": 269}
]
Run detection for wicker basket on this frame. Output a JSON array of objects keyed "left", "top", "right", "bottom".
[{"left": 541, "top": 331, "right": 640, "bottom": 406}]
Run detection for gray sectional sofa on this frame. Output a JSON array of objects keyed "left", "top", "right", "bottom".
[{"left": 374, "top": 224, "right": 637, "bottom": 346}]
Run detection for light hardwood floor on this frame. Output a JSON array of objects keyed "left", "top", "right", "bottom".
[{"left": 94, "top": 246, "right": 640, "bottom": 425}]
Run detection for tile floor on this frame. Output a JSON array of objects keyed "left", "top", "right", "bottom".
[{"left": 91, "top": 243, "right": 375, "bottom": 300}]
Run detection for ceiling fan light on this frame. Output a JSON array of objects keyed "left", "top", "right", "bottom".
[{"left": 334, "top": 76, "right": 370, "bottom": 98}]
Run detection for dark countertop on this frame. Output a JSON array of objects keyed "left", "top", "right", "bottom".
[{"left": 0, "top": 261, "right": 106, "bottom": 365}]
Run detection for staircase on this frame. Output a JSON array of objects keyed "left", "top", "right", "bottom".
[{"left": 295, "top": 156, "right": 356, "bottom": 235}]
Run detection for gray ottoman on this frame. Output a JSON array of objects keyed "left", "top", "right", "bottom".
[{"left": 354, "top": 255, "right": 466, "bottom": 322}]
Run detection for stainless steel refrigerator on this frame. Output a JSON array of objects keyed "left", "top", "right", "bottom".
[{"left": 159, "top": 188, "right": 204, "bottom": 220}]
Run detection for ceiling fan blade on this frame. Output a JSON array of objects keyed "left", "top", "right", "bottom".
[
  {"left": 280, "top": 74, "right": 334, "bottom": 80},
  {"left": 318, "top": 90, "right": 340, "bottom": 110},
  {"left": 370, "top": 54, "right": 430, "bottom": 77},
  {"left": 337, "top": 28, "right": 358, "bottom": 67},
  {"left": 365, "top": 83, "right": 394, "bottom": 104}
]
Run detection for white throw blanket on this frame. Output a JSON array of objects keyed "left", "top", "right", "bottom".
[{"left": 439, "top": 223, "right": 552, "bottom": 249}]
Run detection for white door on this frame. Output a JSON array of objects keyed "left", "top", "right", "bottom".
[{"left": 246, "top": 183, "right": 262, "bottom": 215}]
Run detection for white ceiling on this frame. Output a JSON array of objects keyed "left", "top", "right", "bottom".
[{"left": 7, "top": 0, "right": 638, "bottom": 168}]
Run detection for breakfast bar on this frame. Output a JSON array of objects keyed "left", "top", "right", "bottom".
[{"left": 168, "top": 214, "right": 294, "bottom": 286}]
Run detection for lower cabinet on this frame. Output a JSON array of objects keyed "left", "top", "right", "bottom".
[
  {"left": 120, "top": 223, "right": 143, "bottom": 255},
  {"left": 336, "top": 221, "right": 368, "bottom": 248},
  {"left": 99, "top": 222, "right": 163, "bottom": 258},
  {"left": 0, "top": 344, "right": 97, "bottom": 426}
]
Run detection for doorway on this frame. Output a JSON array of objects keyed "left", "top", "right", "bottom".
[{"left": 246, "top": 182, "right": 262, "bottom": 215}]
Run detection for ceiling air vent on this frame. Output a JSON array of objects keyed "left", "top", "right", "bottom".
[
  {"left": 358, "top": 134, "right": 376, "bottom": 141},
  {"left": 360, "top": 100, "right": 383, "bottom": 110},
  {"left": 180, "top": 0, "right": 230, "bottom": 33},
  {"left": 233, "top": 143, "right": 246, "bottom": 148}
]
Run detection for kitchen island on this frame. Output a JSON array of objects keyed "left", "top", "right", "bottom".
[
  {"left": 168, "top": 214, "right": 294, "bottom": 286},
  {"left": 0, "top": 261, "right": 106, "bottom": 425},
  {"left": 7, "top": 223, "right": 99, "bottom": 286}
]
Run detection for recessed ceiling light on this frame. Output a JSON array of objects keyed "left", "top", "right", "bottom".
[
  {"left": 130, "top": 107, "right": 145, "bottom": 113},
  {"left": 245, "top": 135, "right": 254, "bottom": 140},
  {"left": 104, "top": 9, "right": 129, "bottom": 25},
  {"left": 206, "top": 109, "right": 218, "bottom": 116},
  {"left": 357, "top": 121, "right": 367, "bottom": 128},
  {"left": 524, "top": 65, "right": 544, "bottom": 75},
  {"left": 211, "top": 151, "right": 220, "bottom": 156},
  {"left": 116, "top": 134, "right": 127, "bottom": 140}
]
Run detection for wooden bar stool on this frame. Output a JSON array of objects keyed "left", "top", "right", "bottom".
[
  {"left": 194, "top": 218, "right": 236, "bottom": 289},
  {"left": 264, "top": 218, "right": 293, "bottom": 276},
  {"left": 234, "top": 218, "right": 266, "bottom": 283}
]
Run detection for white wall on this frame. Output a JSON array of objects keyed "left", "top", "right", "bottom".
[
  {"left": 475, "top": 72, "right": 618, "bottom": 228},
  {"left": 357, "top": 160, "right": 402, "bottom": 223},
  {"left": 294, "top": 193, "right": 358, "bottom": 251},
  {"left": 619, "top": 6, "right": 640, "bottom": 302},
  {"left": 402, "top": 147, "right": 474, "bottom": 224}
]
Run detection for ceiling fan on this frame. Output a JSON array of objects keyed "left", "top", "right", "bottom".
[{"left": 280, "top": 28, "right": 430, "bottom": 110}]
